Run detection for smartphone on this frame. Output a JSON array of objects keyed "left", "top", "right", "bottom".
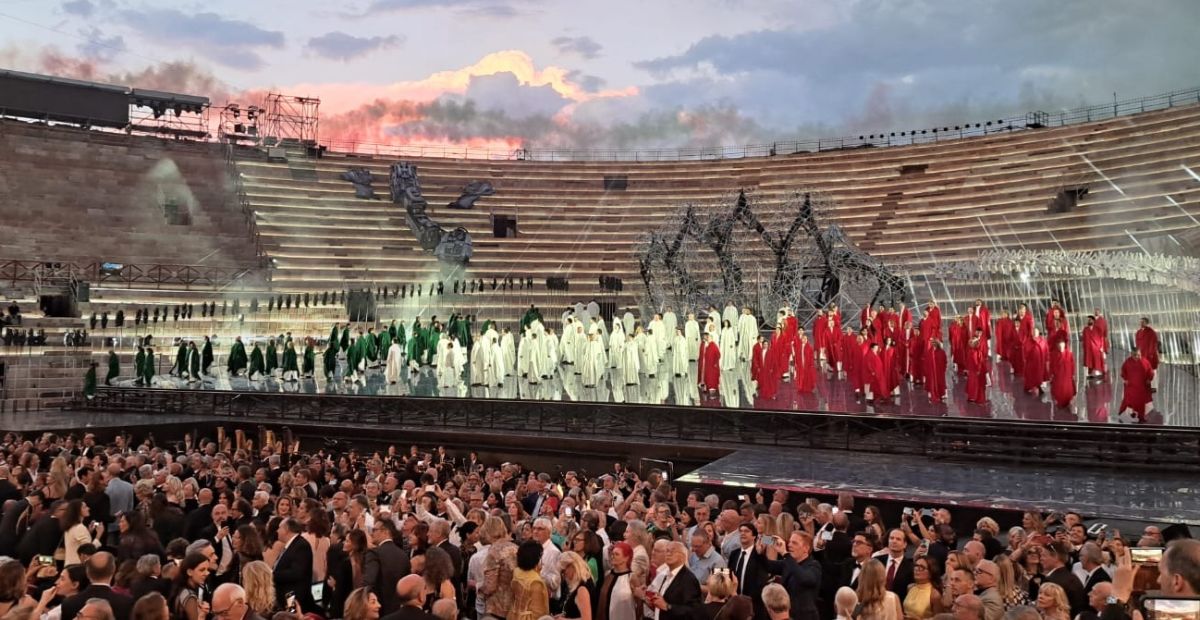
[
  {"left": 37, "top": 555, "right": 55, "bottom": 566},
  {"left": 311, "top": 584, "right": 324, "bottom": 603},
  {"left": 1142, "top": 596, "right": 1200, "bottom": 620},
  {"left": 1087, "top": 523, "right": 1108, "bottom": 536},
  {"left": 903, "top": 507, "right": 915, "bottom": 517},
  {"left": 737, "top": 494, "right": 749, "bottom": 502},
  {"left": 821, "top": 531, "right": 834, "bottom": 542},
  {"left": 1132, "top": 548, "right": 1165, "bottom": 565},
  {"left": 920, "top": 508, "right": 934, "bottom": 518},
  {"left": 761, "top": 535, "right": 777, "bottom": 547},
  {"left": 285, "top": 593, "right": 297, "bottom": 609},
  {"left": 919, "top": 539, "right": 930, "bottom": 551}
]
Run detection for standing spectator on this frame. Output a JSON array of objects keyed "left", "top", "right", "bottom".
[
  {"left": 60, "top": 553, "right": 131, "bottom": 620},
  {"left": 1034, "top": 583, "right": 1070, "bottom": 620},
  {"left": 509, "top": 540, "right": 549, "bottom": 620},
  {"left": 645, "top": 541, "right": 703, "bottom": 620},
  {"left": 344, "top": 587, "right": 381, "bottom": 620},
  {"left": 168, "top": 553, "right": 211, "bottom": 620},
  {"left": 364, "top": 519, "right": 410, "bottom": 616},
  {"left": 598, "top": 542, "right": 638, "bottom": 620},
  {"left": 856, "top": 560, "right": 902, "bottom": 620},
  {"left": 973, "top": 560, "right": 1003, "bottom": 620},
  {"left": 272, "top": 518, "right": 316, "bottom": 614},
  {"left": 764, "top": 532, "right": 821, "bottom": 620},
  {"left": 761, "top": 583, "right": 791, "bottom": 620},
  {"left": 241, "top": 561, "right": 276, "bottom": 619},
  {"left": 903, "top": 555, "right": 944, "bottom": 619},
  {"left": 62, "top": 500, "right": 103, "bottom": 565},
  {"left": 481, "top": 516, "right": 517, "bottom": 620},
  {"left": 556, "top": 551, "right": 596, "bottom": 620},
  {"left": 689, "top": 530, "right": 726, "bottom": 588}
]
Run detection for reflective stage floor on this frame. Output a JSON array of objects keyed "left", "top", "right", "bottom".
[
  {"left": 678, "top": 447, "right": 1200, "bottom": 524},
  {"left": 120, "top": 345, "right": 1200, "bottom": 428}
]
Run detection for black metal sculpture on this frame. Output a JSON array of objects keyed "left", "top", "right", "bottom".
[
  {"left": 339, "top": 168, "right": 378, "bottom": 199},
  {"left": 389, "top": 162, "right": 473, "bottom": 264},
  {"left": 447, "top": 180, "right": 495, "bottom": 209}
]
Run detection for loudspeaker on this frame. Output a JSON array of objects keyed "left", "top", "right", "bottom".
[
  {"left": 345, "top": 290, "right": 376, "bottom": 322},
  {"left": 75, "top": 282, "right": 90, "bottom": 302}
]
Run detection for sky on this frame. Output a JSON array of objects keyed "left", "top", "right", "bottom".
[{"left": 1, "top": 0, "right": 1198, "bottom": 152}]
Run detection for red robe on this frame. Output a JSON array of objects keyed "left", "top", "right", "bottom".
[
  {"left": 859, "top": 307, "right": 871, "bottom": 330},
  {"left": 1051, "top": 348, "right": 1077, "bottom": 408},
  {"left": 1047, "top": 328, "right": 1069, "bottom": 378},
  {"left": 761, "top": 338, "right": 783, "bottom": 399},
  {"left": 1082, "top": 325, "right": 1106, "bottom": 374},
  {"left": 976, "top": 304, "right": 991, "bottom": 330},
  {"left": 906, "top": 328, "right": 925, "bottom": 384},
  {"left": 1023, "top": 337, "right": 1049, "bottom": 392},
  {"left": 1046, "top": 313, "right": 1069, "bottom": 339},
  {"left": 862, "top": 349, "right": 886, "bottom": 400},
  {"left": 795, "top": 341, "right": 817, "bottom": 393},
  {"left": 698, "top": 340, "right": 721, "bottom": 391},
  {"left": 825, "top": 321, "right": 841, "bottom": 371},
  {"left": 750, "top": 341, "right": 766, "bottom": 384},
  {"left": 926, "top": 306, "right": 943, "bottom": 341},
  {"left": 995, "top": 317, "right": 1014, "bottom": 361},
  {"left": 1135, "top": 326, "right": 1160, "bottom": 369},
  {"left": 896, "top": 329, "right": 910, "bottom": 379},
  {"left": 843, "top": 333, "right": 863, "bottom": 392},
  {"left": 924, "top": 343, "right": 947, "bottom": 401},
  {"left": 965, "top": 342, "right": 989, "bottom": 403},
  {"left": 899, "top": 307, "right": 913, "bottom": 330},
  {"left": 1094, "top": 315, "right": 1110, "bottom": 353},
  {"left": 1119, "top": 355, "right": 1154, "bottom": 419},
  {"left": 830, "top": 310, "right": 843, "bottom": 336},
  {"left": 949, "top": 322, "right": 965, "bottom": 371},
  {"left": 813, "top": 317, "right": 827, "bottom": 357},
  {"left": 883, "top": 345, "right": 901, "bottom": 395}
]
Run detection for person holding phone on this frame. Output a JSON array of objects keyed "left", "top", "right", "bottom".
[{"left": 61, "top": 500, "right": 103, "bottom": 565}]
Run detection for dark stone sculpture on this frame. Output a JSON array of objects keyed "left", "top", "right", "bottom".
[
  {"left": 390, "top": 162, "right": 473, "bottom": 265},
  {"left": 447, "top": 180, "right": 495, "bottom": 209},
  {"left": 339, "top": 168, "right": 378, "bottom": 199}
]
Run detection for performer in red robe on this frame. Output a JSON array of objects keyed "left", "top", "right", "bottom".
[
  {"left": 924, "top": 340, "right": 947, "bottom": 402},
  {"left": 1022, "top": 328, "right": 1049, "bottom": 393},
  {"left": 1093, "top": 308, "right": 1110, "bottom": 356},
  {"left": 883, "top": 338, "right": 901, "bottom": 397},
  {"left": 1046, "top": 306, "right": 1069, "bottom": 339},
  {"left": 1135, "top": 317, "right": 1160, "bottom": 370},
  {"left": 895, "top": 324, "right": 909, "bottom": 381},
  {"left": 906, "top": 324, "right": 925, "bottom": 384},
  {"left": 843, "top": 329, "right": 863, "bottom": 394},
  {"left": 750, "top": 335, "right": 767, "bottom": 384},
  {"left": 973, "top": 299, "right": 991, "bottom": 331},
  {"left": 1118, "top": 349, "right": 1154, "bottom": 421},
  {"left": 925, "top": 301, "right": 943, "bottom": 341},
  {"left": 949, "top": 318, "right": 967, "bottom": 374},
  {"left": 794, "top": 333, "right": 817, "bottom": 393},
  {"left": 897, "top": 303, "right": 913, "bottom": 333},
  {"left": 761, "top": 330, "right": 784, "bottom": 399},
  {"left": 1050, "top": 341, "right": 1076, "bottom": 408},
  {"left": 813, "top": 310, "right": 828, "bottom": 361},
  {"left": 1046, "top": 322, "right": 1069, "bottom": 379},
  {"left": 862, "top": 343, "right": 886, "bottom": 402},
  {"left": 965, "top": 336, "right": 989, "bottom": 403},
  {"left": 830, "top": 304, "right": 843, "bottom": 336},
  {"left": 825, "top": 316, "right": 841, "bottom": 372},
  {"left": 697, "top": 333, "right": 721, "bottom": 394},
  {"left": 995, "top": 309, "right": 1014, "bottom": 363},
  {"left": 1082, "top": 316, "right": 1107, "bottom": 377}
]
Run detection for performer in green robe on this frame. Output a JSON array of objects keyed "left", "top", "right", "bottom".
[
  {"left": 407, "top": 319, "right": 424, "bottom": 363},
  {"left": 323, "top": 342, "right": 338, "bottom": 379},
  {"left": 346, "top": 333, "right": 363, "bottom": 382},
  {"left": 365, "top": 328, "right": 379, "bottom": 364},
  {"left": 105, "top": 350, "right": 119, "bottom": 386},
  {"left": 388, "top": 320, "right": 398, "bottom": 341},
  {"left": 265, "top": 339, "right": 278, "bottom": 375},
  {"left": 249, "top": 343, "right": 265, "bottom": 380},
  {"left": 520, "top": 304, "right": 543, "bottom": 330},
  {"left": 84, "top": 362, "right": 97, "bottom": 400},
  {"left": 282, "top": 341, "right": 299, "bottom": 381},
  {"left": 329, "top": 324, "right": 340, "bottom": 350},
  {"left": 134, "top": 345, "right": 146, "bottom": 385},
  {"left": 141, "top": 348, "right": 155, "bottom": 385},
  {"left": 228, "top": 337, "right": 248, "bottom": 376},
  {"left": 187, "top": 342, "right": 201, "bottom": 382},
  {"left": 425, "top": 324, "right": 441, "bottom": 366},
  {"left": 379, "top": 329, "right": 392, "bottom": 360},
  {"left": 201, "top": 336, "right": 214, "bottom": 375},
  {"left": 396, "top": 321, "right": 406, "bottom": 347},
  {"left": 173, "top": 342, "right": 187, "bottom": 377},
  {"left": 302, "top": 340, "right": 316, "bottom": 377},
  {"left": 340, "top": 325, "right": 351, "bottom": 352}
]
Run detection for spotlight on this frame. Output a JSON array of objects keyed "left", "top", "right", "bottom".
[{"left": 1019, "top": 271, "right": 1031, "bottom": 282}]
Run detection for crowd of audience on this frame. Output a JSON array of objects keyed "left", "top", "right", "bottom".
[{"left": 0, "top": 431, "right": 1194, "bottom": 620}]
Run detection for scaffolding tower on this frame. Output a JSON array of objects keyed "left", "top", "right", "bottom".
[{"left": 263, "top": 93, "right": 320, "bottom": 145}]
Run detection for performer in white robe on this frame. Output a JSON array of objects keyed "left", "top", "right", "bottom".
[
  {"left": 500, "top": 328, "right": 516, "bottom": 376},
  {"left": 525, "top": 332, "right": 545, "bottom": 383},
  {"left": 486, "top": 336, "right": 504, "bottom": 387},
  {"left": 437, "top": 341, "right": 460, "bottom": 387},
  {"left": 720, "top": 321, "right": 738, "bottom": 371},
  {"left": 648, "top": 314, "right": 666, "bottom": 353},
  {"left": 704, "top": 317, "right": 720, "bottom": 347},
  {"left": 737, "top": 307, "right": 758, "bottom": 361},
  {"left": 609, "top": 321, "right": 626, "bottom": 368},
  {"left": 385, "top": 342, "right": 403, "bottom": 384},
  {"left": 586, "top": 299, "right": 601, "bottom": 323},
  {"left": 544, "top": 328, "right": 559, "bottom": 369},
  {"left": 622, "top": 310, "right": 635, "bottom": 336},
  {"left": 722, "top": 302, "right": 739, "bottom": 329},
  {"left": 641, "top": 327, "right": 660, "bottom": 377},
  {"left": 559, "top": 318, "right": 575, "bottom": 365},
  {"left": 662, "top": 309, "right": 678, "bottom": 347},
  {"left": 516, "top": 330, "right": 532, "bottom": 378},
  {"left": 573, "top": 324, "right": 588, "bottom": 375},
  {"left": 469, "top": 338, "right": 488, "bottom": 386},
  {"left": 671, "top": 328, "right": 689, "bottom": 377},
  {"left": 684, "top": 313, "right": 701, "bottom": 361},
  {"left": 621, "top": 333, "right": 640, "bottom": 385},
  {"left": 580, "top": 333, "right": 607, "bottom": 388}
]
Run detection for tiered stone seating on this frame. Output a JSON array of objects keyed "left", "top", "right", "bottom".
[{"left": 0, "top": 120, "right": 260, "bottom": 267}]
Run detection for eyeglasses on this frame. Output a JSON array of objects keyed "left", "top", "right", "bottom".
[
  {"left": 210, "top": 599, "right": 245, "bottom": 617},
  {"left": 914, "top": 564, "right": 929, "bottom": 571},
  {"left": 852, "top": 539, "right": 870, "bottom": 546}
]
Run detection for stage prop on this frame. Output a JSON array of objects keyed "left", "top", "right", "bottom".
[
  {"left": 448, "top": 180, "right": 495, "bottom": 209},
  {"left": 339, "top": 168, "right": 379, "bottom": 199},
  {"left": 389, "top": 162, "right": 474, "bottom": 264}
]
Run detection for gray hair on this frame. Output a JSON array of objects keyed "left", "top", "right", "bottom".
[
  {"left": 186, "top": 540, "right": 213, "bottom": 556},
  {"left": 135, "top": 554, "right": 161, "bottom": 576},
  {"left": 1002, "top": 606, "right": 1042, "bottom": 620},
  {"left": 82, "top": 599, "right": 115, "bottom": 620},
  {"left": 1079, "top": 542, "right": 1103, "bottom": 566},
  {"left": 762, "top": 583, "right": 790, "bottom": 614}
]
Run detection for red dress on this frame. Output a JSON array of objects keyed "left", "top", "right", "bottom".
[
  {"left": 862, "top": 349, "right": 886, "bottom": 400},
  {"left": 1051, "top": 348, "right": 1077, "bottom": 408},
  {"left": 1135, "top": 327, "right": 1160, "bottom": 369},
  {"left": 907, "top": 329, "right": 925, "bottom": 384},
  {"left": 924, "top": 343, "right": 947, "bottom": 402},
  {"left": 813, "top": 318, "right": 827, "bottom": 358},
  {"left": 698, "top": 340, "right": 721, "bottom": 391},
  {"left": 761, "top": 335, "right": 785, "bottom": 398},
  {"left": 795, "top": 341, "right": 817, "bottom": 393},
  {"left": 1119, "top": 355, "right": 1154, "bottom": 419}
]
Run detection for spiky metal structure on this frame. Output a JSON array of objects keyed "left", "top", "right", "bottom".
[{"left": 637, "top": 188, "right": 909, "bottom": 326}]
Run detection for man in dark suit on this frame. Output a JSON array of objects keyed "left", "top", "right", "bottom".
[
  {"left": 764, "top": 531, "right": 822, "bottom": 620},
  {"left": 183, "top": 488, "right": 215, "bottom": 541},
  {"left": 428, "top": 518, "right": 463, "bottom": 579},
  {"left": 272, "top": 518, "right": 318, "bottom": 614},
  {"left": 1041, "top": 541, "right": 1086, "bottom": 617},
  {"left": 873, "top": 529, "right": 914, "bottom": 600},
  {"left": 365, "top": 519, "right": 412, "bottom": 616},
  {"left": 15, "top": 499, "right": 64, "bottom": 565},
  {"left": 60, "top": 552, "right": 134, "bottom": 620},
  {"left": 381, "top": 574, "right": 438, "bottom": 620},
  {"left": 1076, "top": 542, "right": 1112, "bottom": 596},
  {"left": 646, "top": 542, "right": 703, "bottom": 620},
  {"left": 727, "top": 523, "right": 771, "bottom": 620}
]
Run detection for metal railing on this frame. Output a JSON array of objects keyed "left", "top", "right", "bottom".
[
  {"left": 0, "top": 260, "right": 257, "bottom": 290},
  {"left": 315, "top": 86, "right": 1200, "bottom": 162}
]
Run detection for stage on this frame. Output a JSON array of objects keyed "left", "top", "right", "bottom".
[{"left": 122, "top": 344, "right": 1199, "bottom": 428}]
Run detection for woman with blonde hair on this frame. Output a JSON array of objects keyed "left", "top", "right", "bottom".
[
  {"left": 241, "top": 561, "right": 277, "bottom": 618},
  {"left": 45, "top": 457, "right": 71, "bottom": 501},
  {"left": 775, "top": 513, "right": 796, "bottom": 539},
  {"left": 1035, "top": 583, "right": 1070, "bottom": 620},
  {"left": 942, "top": 551, "right": 970, "bottom": 605},
  {"left": 834, "top": 586, "right": 859, "bottom": 620},
  {"left": 343, "top": 587, "right": 381, "bottom": 620},
  {"left": 856, "top": 560, "right": 903, "bottom": 620},
  {"left": 557, "top": 551, "right": 596, "bottom": 620},
  {"left": 993, "top": 554, "right": 1028, "bottom": 609},
  {"left": 703, "top": 569, "right": 752, "bottom": 620}
]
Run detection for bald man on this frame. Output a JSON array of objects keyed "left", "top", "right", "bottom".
[
  {"left": 382, "top": 574, "right": 437, "bottom": 620},
  {"left": 953, "top": 594, "right": 984, "bottom": 620},
  {"left": 211, "top": 583, "right": 258, "bottom": 620}
]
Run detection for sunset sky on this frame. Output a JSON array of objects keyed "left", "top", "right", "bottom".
[{"left": 1, "top": 0, "right": 1198, "bottom": 151}]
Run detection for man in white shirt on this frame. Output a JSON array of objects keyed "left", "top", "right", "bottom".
[
  {"left": 532, "top": 517, "right": 561, "bottom": 599},
  {"left": 646, "top": 542, "right": 703, "bottom": 620}
]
